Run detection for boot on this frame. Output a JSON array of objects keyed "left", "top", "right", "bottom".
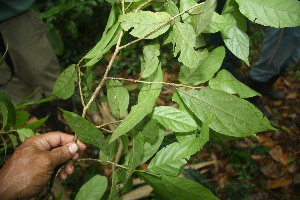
[{"left": 247, "top": 76, "right": 285, "bottom": 100}]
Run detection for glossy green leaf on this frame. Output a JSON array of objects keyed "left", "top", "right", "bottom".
[
  {"left": 203, "top": 12, "right": 231, "bottom": 33},
  {"left": 106, "top": 80, "right": 129, "bottom": 119},
  {"left": 152, "top": 106, "right": 197, "bottom": 132},
  {"left": 162, "top": 176, "right": 219, "bottom": 200},
  {"left": 178, "top": 88, "right": 275, "bottom": 138},
  {"left": 209, "top": 69, "right": 261, "bottom": 98},
  {"left": 109, "top": 67, "right": 162, "bottom": 143},
  {"left": 119, "top": 11, "right": 171, "bottom": 39},
  {"left": 140, "top": 43, "right": 160, "bottom": 78},
  {"left": 0, "top": 92, "right": 16, "bottom": 130},
  {"left": 52, "top": 64, "right": 78, "bottom": 99},
  {"left": 138, "top": 118, "right": 160, "bottom": 141},
  {"left": 141, "top": 129, "right": 165, "bottom": 163},
  {"left": 191, "top": 0, "right": 217, "bottom": 35},
  {"left": 75, "top": 174, "right": 107, "bottom": 200},
  {"left": 221, "top": 0, "right": 249, "bottom": 65},
  {"left": 179, "top": 46, "right": 225, "bottom": 85},
  {"left": 62, "top": 110, "right": 108, "bottom": 155},
  {"left": 23, "top": 115, "right": 49, "bottom": 131},
  {"left": 235, "top": 0, "right": 300, "bottom": 28},
  {"left": 17, "top": 128, "right": 35, "bottom": 142},
  {"left": 165, "top": 22, "right": 208, "bottom": 68}
]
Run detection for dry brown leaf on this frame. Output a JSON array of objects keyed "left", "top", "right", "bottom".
[
  {"left": 261, "top": 163, "right": 280, "bottom": 178},
  {"left": 279, "top": 153, "right": 290, "bottom": 166},
  {"left": 269, "top": 145, "right": 283, "bottom": 162},
  {"left": 273, "top": 100, "right": 282, "bottom": 106},
  {"left": 258, "top": 135, "right": 278, "bottom": 147},
  {"left": 286, "top": 92, "right": 297, "bottom": 99},
  {"left": 266, "top": 178, "right": 292, "bottom": 189}
]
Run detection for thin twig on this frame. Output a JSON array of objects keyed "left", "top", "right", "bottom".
[
  {"left": 119, "top": 2, "right": 205, "bottom": 50},
  {"left": 82, "top": 31, "right": 124, "bottom": 118},
  {"left": 106, "top": 77, "right": 202, "bottom": 89},
  {"left": 122, "top": 0, "right": 125, "bottom": 14},
  {"left": 135, "top": 0, "right": 154, "bottom": 12},
  {"left": 125, "top": 0, "right": 135, "bottom": 11},
  {"left": 96, "top": 120, "right": 123, "bottom": 128},
  {"left": 98, "top": 127, "right": 113, "bottom": 133},
  {"left": 77, "top": 65, "right": 85, "bottom": 108}
]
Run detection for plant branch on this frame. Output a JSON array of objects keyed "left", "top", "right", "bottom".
[
  {"left": 119, "top": 1, "right": 205, "bottom": 50},
  {"left": 135, "top": 0, "right": 154, "bottom": 12},
  {"left": 96, "top": 120, "right": 123, "bottom": 128},
  {"left": 77, "top": 65, "right": 85, "bottom": 107},
  {"left": 106, "top": 77, "right": 202, "bottom": 89},
  {"left": 82, "top": 31, "right": 124, "bottom": 118}
]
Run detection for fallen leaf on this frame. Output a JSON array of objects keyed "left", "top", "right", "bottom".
[
  {"left": 269, "top": 145, "right": 283, "bottom": 162},
  {"left": 266, "top": 178, "right": 292, "bottom": 189},
  {"left": 261, "top": 163, "right": 280, "bottom": 178},
  {"left": 273, "top": 100, "right": 282, "bottom": 106},
  {"left": 258, "top": 135, "right": 278, "bottom": 147},
  {"left": 279, "top": 153, "right": 290, "bottom": 166},
  {"left": 286, "top": 92, "right": 297, "bottom": 99},
  {"left": 293, "top": 174, "right": 300, "bottom": 184}
]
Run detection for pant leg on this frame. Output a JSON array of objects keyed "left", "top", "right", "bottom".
[
  {"left": 0, "top": 10, "right": 60, "bottom": 104},
  {"left": 250, "top": 27, "right": 300, "bottom": 82}
]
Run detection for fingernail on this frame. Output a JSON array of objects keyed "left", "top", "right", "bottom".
[{"left": 68, "top": 143, "right": 78, "bottom": 154}]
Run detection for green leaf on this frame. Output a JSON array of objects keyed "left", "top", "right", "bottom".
[
  {"left": 15, "top": 111, "right": 29, "bottom": 128},
  {"left": 119, "top": 11, "right": 172, "bottom": 39},
  {"left": 106, "top": 80, "right": 129, "bottom": 119},
  {"left": 8, "top": 134, "right": 18, "bottom": 148},
  {"left": 147, "top": 135, "right": 206, "bottom": 176},
  {"left": 178, "top": 88, "right": 275, "bottom": 138},
  {"left": 15, "top": 96, "right": 55, "bottom": 110},
  {"left": 152, "top": 106, "right": 197, "bottom": 132},
  {"left": 209, "top": 69, "right": 261, "bottom": 98},
  {"left": 126, "top": 133, "right": 144, "bottom": 181},
  {"left": 180, "top": 0, "right": 197, "bottom": 23},
  {"left": 75, "top": 174, "right": 107, "bottom": 200},
  {"left": 0, "top": 92, "right": 16, "bottom": 130},
  {"left": 141, "top": 129, "right": 165, "bottom": 163},
  {"left": 162, "top": 176, "right": 219, "bottom": 200},
  {"left": 84, "top": 23, "right": 121, "bottom": 66},
  {"left": 179, "top": 46, "right": 225, "bottom": 85},
  {"left": 140, "top": 42, "right": 160, "bottom": 78},
  {"left": 191, "top": 0, "right": 217, "bottom": 35},
  {"left": 235, "top": 0, "right": 300, "bottom": 28},
  {"left": 109, "top": 66, "right": 162, "bottom": 143},
  {"left": 62, "top": 110, "right": 108, "bottom": 155},
  {"left": 139, "top": 173, "right": 174, "bottom": 200},
  {"left": 17, "top": 128, "right": 35, "bottom": 142},
  {"left": 22, "top": 115, "right": 49, "bottom": 131},
  {"left": 52, "top": 64, "right": 78, "bottom": 99},
  {"left": 221, "top": 0, "right": 249, "bottom": 65},
  {"left": 165, "top": 22, "right": 208, "bottom": 68},
  {"left": 138, "top": 118, "right": 160, "bottom": 141},
  {"left": 203, "top": 12, "right": 231, "bottom": 33}
]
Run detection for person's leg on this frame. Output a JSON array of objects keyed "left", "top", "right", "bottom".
[
  {"left": 0, "top": 10, "right": 60, "bottom": 103},
  {"left": 249, "top": 27, "right": 300, "bottom": 99}
]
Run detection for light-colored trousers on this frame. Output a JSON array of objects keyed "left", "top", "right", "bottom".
[{"left": 0, "top": 10, "right": 60, "bottom": 104}]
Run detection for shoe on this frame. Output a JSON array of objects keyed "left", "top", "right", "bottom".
[{"left": 246, "top": 77, "right": 285, "bottom": 100}]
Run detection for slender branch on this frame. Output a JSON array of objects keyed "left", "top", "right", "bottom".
[
  {"left": 125, "top": 0, "right": 134, "bottom": 11},
  {"left": 121, "top": 0, "right": 125, "bottom": 14},
  {"left": 135, "top": 0, "right": 154, "bottom": 12},
  {"left": 96, "top": 120, "right": 123, "bottom": 128},
  {"left": 106, "top": 77, "right": 202, "bottom": 89},
  {"left": 77, "top": 158, "right": 127, "bottom": 170},
  {"left": 77, "top": 65, "right": 85, "bottom": 107},
  {"left": 119, "top": 1, "right": 205, "bottom": 50},
  {"left": 82, "top": 31, "right": 124, "bottom": 118}
]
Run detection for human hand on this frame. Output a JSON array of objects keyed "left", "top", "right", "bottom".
[{"left": 0, "top": 132, "right": 86, "bottom": 200}]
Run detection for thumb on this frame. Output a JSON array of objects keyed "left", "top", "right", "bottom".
[{"left": 49, "top": 143, "right": 78, "bottom": 167}]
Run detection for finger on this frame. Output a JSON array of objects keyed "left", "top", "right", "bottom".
[
  {"left": 65, "top": 162, "right": 74, "bottom": 175},
  {"left": 60, "top": 171, "right": 67, "bottom": 180},
  {"left": 31, "top": 132, "right": 76, "bottom": 151},
  {"left": 48, "top": 142, "right": 78, "bottom": 167},
  {"left": 76, "top": 140, "right": 86, "bottom": 150},
  {"left": 72, "top": 153, "right": 79, "bottom": 160}
]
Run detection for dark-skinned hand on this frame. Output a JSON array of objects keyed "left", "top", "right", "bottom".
[{"left": 0, "top": 132, "right": 86, "bottom": 200}]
